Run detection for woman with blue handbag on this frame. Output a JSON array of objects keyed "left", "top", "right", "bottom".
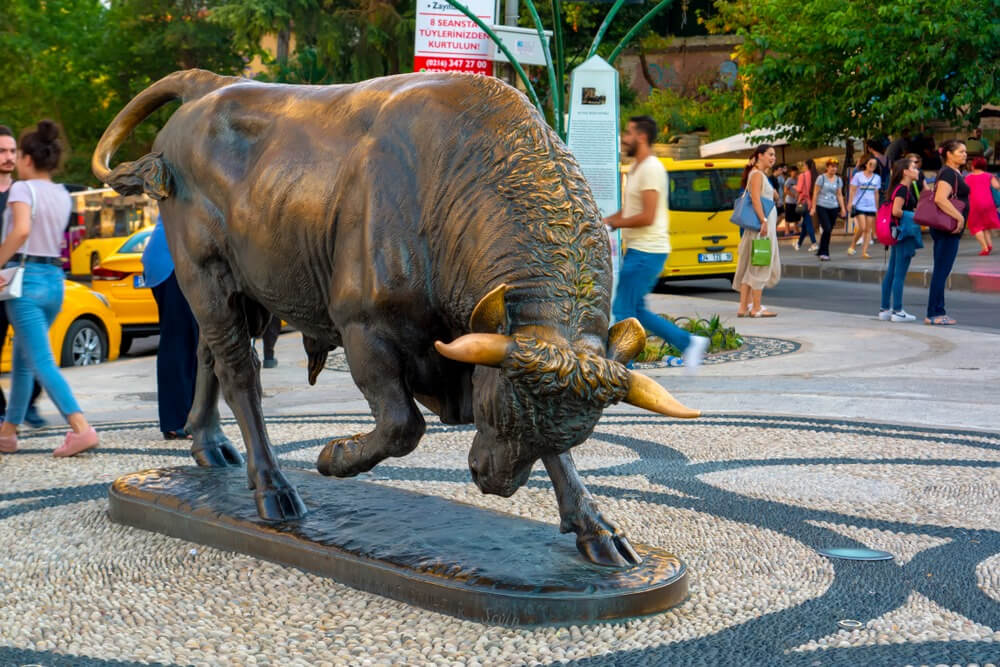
[
  {"left": 878, "top": 158, "right": 923, "bottom": 322},
  {"left": 733, "top": 145, "right": 781, "bottom": 317}
]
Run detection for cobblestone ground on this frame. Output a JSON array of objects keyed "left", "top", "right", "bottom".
[{"left": 0, "top": 413, "right": 997, "bottom": 666}]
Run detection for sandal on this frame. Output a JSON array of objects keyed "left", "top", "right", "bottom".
[
  {"left": 737, "top": 312, "right": 748, "bottom": 318},
  {"left": 924, "top": 315, "right": 957, "bottom": 325},
  {"left": 749, "top": 309, "right": 778, "bottom": 318},
  {"left": 163, "top": 429, "right": 192, "bottom": 440}
]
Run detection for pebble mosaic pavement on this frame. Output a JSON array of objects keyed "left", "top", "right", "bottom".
[{"left": 0, "top": 412, "right": 997, "bottom": 666}]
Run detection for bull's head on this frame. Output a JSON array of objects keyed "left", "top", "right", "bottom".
[{"left": 435, "top": 285, "right": 699, "bottom": 497}]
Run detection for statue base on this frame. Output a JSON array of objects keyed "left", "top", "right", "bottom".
[{"left": 108, "top": 467, "right": 688, "bottom": 625}]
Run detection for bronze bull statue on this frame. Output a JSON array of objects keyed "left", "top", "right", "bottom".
[{"left": 92, "top": 70, "right": 699, "bottom": 567}]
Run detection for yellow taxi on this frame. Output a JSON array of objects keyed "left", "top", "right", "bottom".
[
  {"left": 90, "top": 227, "right": 159, "bottom": 354},
  {"left": 657, "top": 158, "right": 744, "bottom": 282},
  {"left": 621, "top": 157, "right": 744, "bottom": 283},
  {"left": 1, "top": 281, "right": 122, "bottom": 371}
]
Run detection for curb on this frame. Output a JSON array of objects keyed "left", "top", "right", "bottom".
[{"left": 780, "top": 262, "right": 999, "bottom": 293}]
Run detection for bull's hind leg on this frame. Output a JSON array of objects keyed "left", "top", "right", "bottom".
[
  {"left": 317, "top": 324, "right": 425, "bottom": 477},
  {"left": 185, "top": 340, "right": 243, "bottom": 467},
  {"left": 543, "top": 452, "right": 641, "bottom": 567}
]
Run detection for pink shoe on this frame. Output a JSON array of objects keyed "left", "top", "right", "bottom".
[
  {"left": 0, "top": 433, "right": 18, "bottom": 454},
  {"left": 53, "top": 427, "right": 98, "bottom": 457}
]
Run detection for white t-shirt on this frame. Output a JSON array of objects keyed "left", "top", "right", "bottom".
[
  {"left": 622, "top": 156, "right": 670, "bottom": 254},
  {"left": 3, "top": 180, "right": 69, "bottom": 258},
  {"left": 850, "top": 171, "right": 881, "bottom": 212}
]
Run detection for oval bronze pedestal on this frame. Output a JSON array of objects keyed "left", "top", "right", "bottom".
[{"left": 109, "top": 466, "right": 688, "bottom": 626}]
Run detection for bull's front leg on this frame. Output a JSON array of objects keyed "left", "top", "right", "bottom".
[
  {"left": 184, "top": 340, "right": 243, "bottom": 467},
  {"left": 543, "top": 451, "right": 641, "bottom": 567},
  {"left": 317, "top": 324, "right": 425, "bottom": 477}
]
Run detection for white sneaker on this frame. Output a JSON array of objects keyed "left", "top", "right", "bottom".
[
  {"left": 793, "top": 240, "right": 800, "bottom": 251},
  {"left": 683, "top": 335, "right": 709, "bottom": 376},
  {"left": 808, "top": 243, "right": 819, "bottom": 252},
  {"left": 891, "top": 310, "right": 916, "bottom": 322},
  {"left": 855, "top": 238, "right": 864, "bottom": 246},
  {"left": 878, "top": 309, "right": 892, "bottom": 321}
]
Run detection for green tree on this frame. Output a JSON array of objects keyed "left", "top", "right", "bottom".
[
  {"left": 211, "top": 0, "right": 414, "bottom": 83},
  {"left": 0, "top": 0, "right": 246, "bottom": 184},
  {"left": 707, "top": 0, "right": 1000, "bottom": 144}
]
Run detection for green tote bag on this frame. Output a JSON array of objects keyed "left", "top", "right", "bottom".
[{"left": 751, "top": 237, "right": 771, "bottom": 267}]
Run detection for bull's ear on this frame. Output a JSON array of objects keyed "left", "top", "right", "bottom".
[
  {"left": 607, "top": 318, "right": 646, "bottom": 364},
  {"left": 469, "top": 284, "right": 509, "bottom": 334}
]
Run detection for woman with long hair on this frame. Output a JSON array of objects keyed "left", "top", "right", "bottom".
[
  {"left": 848, "top": 155, "right": 881, "bottom": 258},
  {"left": 925, "top": 140, "right": 968, "bottom": 325},
  {"left": 733, "top": 145, "right": 781, "bottom": 317},
  {"left": 878, "top": 158, "right": 923, "bottom": 322},
  {"left": 810, "top": 158, "right": 846, "bottom": 261},
  {"left": 0, "top": 121, "right": 98, "bottom": 455},
  {"left": 964, "top": 156, "right": 1000, "bottom": 255},
  {"left": 794, "top": 158, "right": 818, "bottom": 251}
]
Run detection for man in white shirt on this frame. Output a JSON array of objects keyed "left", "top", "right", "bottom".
[{"left": 603, "top": 116, "right": 707, "bottom": 374}]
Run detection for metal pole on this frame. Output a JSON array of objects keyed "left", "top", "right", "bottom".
[
  {"left": 551, "top": 0, "right": 566, "bottom": 140},
  {"left": 523, "top": 0, "right": 560, "bottom": 134},
  {"left": 587, "top": 0, "right": 628, "bottom": 60},
  {"left": 504, "top": 0, "right": 518, "bottom": 26},
  {"left": 504, "top": 0, "right": 518, "bottom": 86}
]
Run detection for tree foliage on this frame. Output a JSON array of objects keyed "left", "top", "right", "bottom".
[
  {"left": 706, "top": 0, "right": 1000, "bottom": 144},
  {"left": 211, "top": 0, "right": 414, "bottom": 84}
]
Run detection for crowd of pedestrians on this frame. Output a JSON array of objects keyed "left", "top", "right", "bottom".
[{"left": 767, "top": 130, "right": 999, "bottom": 327}]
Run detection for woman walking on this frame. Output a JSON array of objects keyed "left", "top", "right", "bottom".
[
  {"left": 0, "top": 121, "right": 98, "bottom": 455},
  {"left": 734, "top": 145, "right": 781, "bottom": 317},
  {"left": 964, "top": 156, "right": 1000, "bottom": 255},
  {"left": 794, "top": 159, "right": 818, "bottom": 252},
  {"left": 810, "top": 159, "right": 846, "bottom": 261},
  {"left": 848, "top": 155, "right": 882, "bottom": 258},
  {"left": 925, "top": 140, "right": 968, "bottom": 326},
  {"left": 878, "top": 158, "right": 923, "bottom": 322}
]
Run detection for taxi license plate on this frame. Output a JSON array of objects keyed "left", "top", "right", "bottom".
[
  {"left": 133, "top": 274, "right": 147, "bottom": 288},
  {"left": 698, "top": 252, "right": 733, "bottom": 263}
]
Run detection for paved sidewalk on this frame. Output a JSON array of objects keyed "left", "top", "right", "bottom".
[
  {"left": 779, "top": 231, "right": 1000, "bottom": 293},
  {"left": 1, "top": 294, "right": 997, "bottom": 666}
]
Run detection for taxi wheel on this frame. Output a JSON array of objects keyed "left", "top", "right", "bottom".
[{"left": 60, "top": 319, "right": 108, "bottom": 368}]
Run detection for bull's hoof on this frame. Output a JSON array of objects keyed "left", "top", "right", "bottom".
[
  {"left": 254, "top": 484, "right": 307, "bottom": 522},
  {"left": 190, "top": 440, "right": 244, "bottom": 467},
  {"left": 577, "top": 531, "right": 642, "bottom": 568},
  {"left": 316, "top": 435, "right": 378, "bottom": 477}
]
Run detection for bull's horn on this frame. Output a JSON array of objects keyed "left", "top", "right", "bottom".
[
  {"left": 469, "top": 284, "right": 509, "bottom": 334},
  {"left": 434, "top": 333, "right": 513, "bottom": 367},
  {"left": 607, "top": 318, "right": 646, "bottom": 364},
  {"left": 625, "top": 372, "right": 700, "bottom": 418}
]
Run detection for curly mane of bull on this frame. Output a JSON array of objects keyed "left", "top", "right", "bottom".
[
  {"left": 447, "top": 76, "right": 612, "bottom": 338},
  {"left": 501, "top": 335, "right": 629, "bottom": 405}
]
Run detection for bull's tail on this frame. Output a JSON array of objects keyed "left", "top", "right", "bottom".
[{"left": 91, "top": 69, "right": 243, "bottom": 198}]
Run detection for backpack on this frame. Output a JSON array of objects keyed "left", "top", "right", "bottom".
[{"left": 875, "top": 185, "right": 906, "bottom": 247}]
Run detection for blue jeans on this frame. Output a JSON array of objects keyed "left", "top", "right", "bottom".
[
  {"left": 927, "top": 228, "right": 961, "bottom": 318},
  {"left": 4, "top": 263, "right": 82, "bottom": 423},
  {"left": 880, "top": 239, "right": 916, "bottom": 311},
  {"left": 612, "top": 249, "right": 691, "bottom": 352},
  {"left": 797, "top": 209, "right": 816, "bottom": 244}
]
